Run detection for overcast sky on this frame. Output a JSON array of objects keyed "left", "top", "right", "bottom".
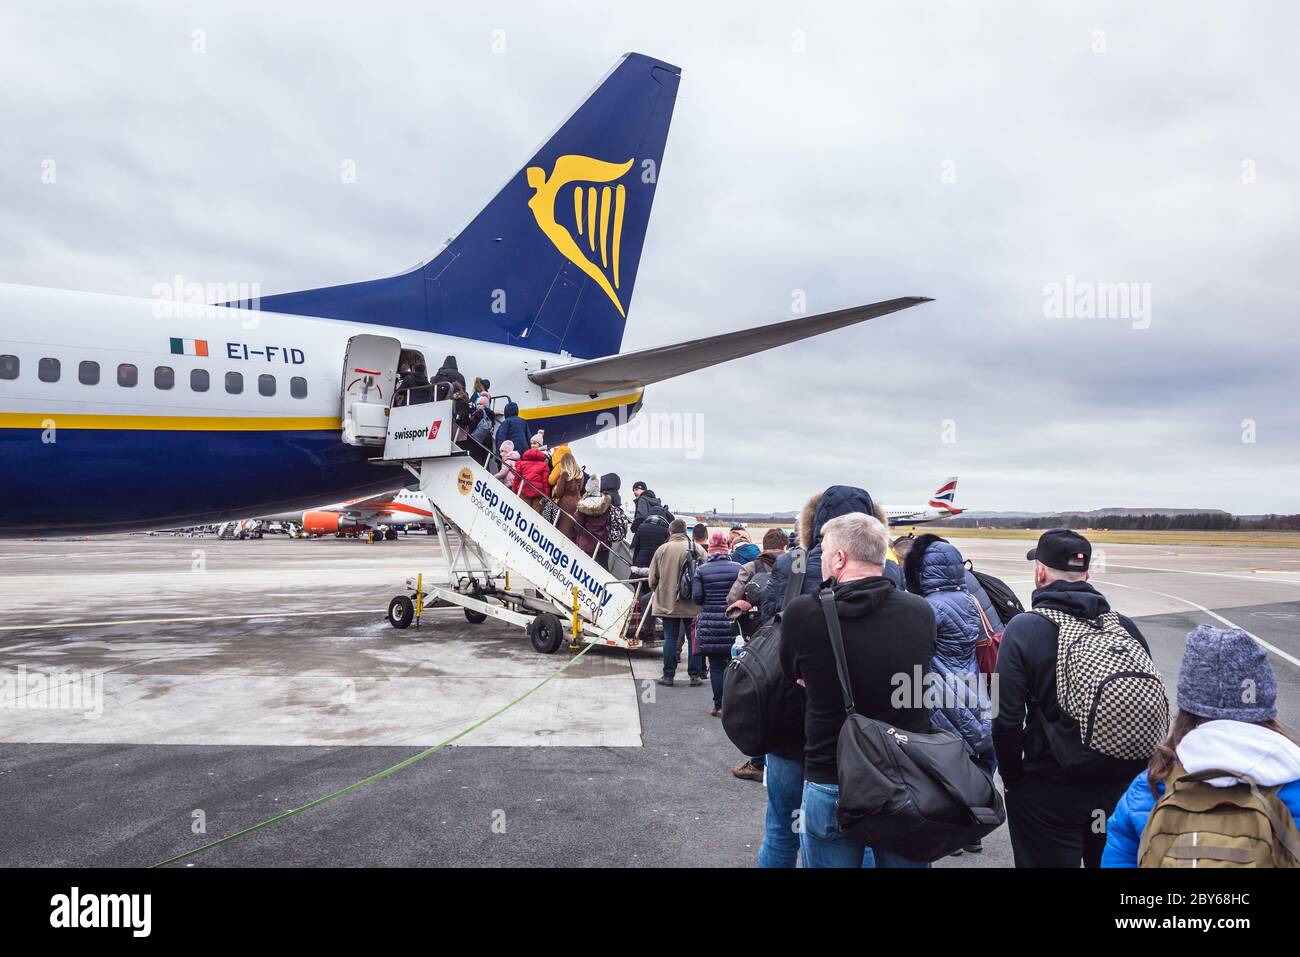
[{"left": 2, "top": 2, "right": 1297, "bottom": 515}]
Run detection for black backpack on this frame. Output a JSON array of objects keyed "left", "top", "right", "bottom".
[
  {"left": 966, "top": 561, "right": 1024, "bottom": 627},
  {"left": 677, "top": 542, "right": 700, "bottom": 601},
  {"left": 744, "top": 569, "right": 773, "bottom": 606},
  {"left": 721, "top": 549, "right": 806, "bottom": 756},
  {"left": 816, "top": 587, "right": 1005, "bottom": 861}
]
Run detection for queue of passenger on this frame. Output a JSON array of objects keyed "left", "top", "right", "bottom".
[
  {"left": 386, "top": 365, "right": 1300, "bottom": 871},
  {"left": 631, "top": 480, "right": 1297, "bottom": 871}
]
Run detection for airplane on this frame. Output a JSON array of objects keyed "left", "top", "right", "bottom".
[
  {"left": 886, "top": 477, "right": 965, "bottom": 527},
  {"left": 0, "top": 52, "right": 931, "bottom": 537},
  {"left": 260, "top": 488, "right": 437, "bottom": 538}
]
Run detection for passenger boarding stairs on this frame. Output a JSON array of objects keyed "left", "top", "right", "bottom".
[{"left": 373, "top": 398, "right": 638, "bottom": 648}]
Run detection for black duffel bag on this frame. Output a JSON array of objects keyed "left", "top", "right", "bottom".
[{"left": 817, "top": 588, "right": 1005, "bottom": 862}]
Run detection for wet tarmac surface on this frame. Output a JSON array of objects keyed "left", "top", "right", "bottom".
[{"left": 2, "top": 534, "right": 1298, "bottom": 867}]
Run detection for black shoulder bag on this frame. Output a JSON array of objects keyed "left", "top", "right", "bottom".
[{"left": 817, "top": 587, "right": 1005, "bottom": 862}]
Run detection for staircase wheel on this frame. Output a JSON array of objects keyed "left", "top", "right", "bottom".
[
  {"left": 529, "top": 612, "right": 565, "bottom": 654},
  {"left": 388, "top": 595, "right": 415, "bottom": 629}
]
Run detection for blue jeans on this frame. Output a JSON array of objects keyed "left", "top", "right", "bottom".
[
  {"left": 660, "top": 617, "right": 702, "bottom": 680},
  {"left": 706, "top": 653, "right": 728, "bottom": 708},
  {"left": 799, "top": 781, "right": 932, "bottom": 868},
  {"left": 757, "top": 753, "right": 803, "bottom": 868}
]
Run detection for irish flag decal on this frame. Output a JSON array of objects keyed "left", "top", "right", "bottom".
[{"left": 170, "top": 338, "right": 209, "bottom": 357}]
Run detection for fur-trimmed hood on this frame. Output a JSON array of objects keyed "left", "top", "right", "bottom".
[
  {"left": 577, "top": 493, "right": 611, "bottom": 516},
  {"left": 801, "top": 485, "right": 879, "bottom": 551},
  {"left": 903, "top": 533, "right": 951, "bottom": 595},
  {"left": 797, "top": 494, "right": 820, "bottom": 551}
]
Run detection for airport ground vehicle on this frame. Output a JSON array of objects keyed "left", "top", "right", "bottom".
[{"left": 216, "top": 519, "right": 263, "bottom": 540}]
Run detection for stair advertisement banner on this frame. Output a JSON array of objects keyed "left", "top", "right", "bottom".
[{"left": 418, "top": 457, "right": 635, "bottom": 639}]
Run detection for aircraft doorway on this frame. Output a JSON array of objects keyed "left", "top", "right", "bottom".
[
  {"left": 392, "top": 348, "right": 431, "bottom": 407},
  {"left": 340, "top": 334, "right": 401, "bottom": 446}
]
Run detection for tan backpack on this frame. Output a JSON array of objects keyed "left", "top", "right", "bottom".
[{"left": 1137, "top": 761, "right": 1300, "bottom": 868}]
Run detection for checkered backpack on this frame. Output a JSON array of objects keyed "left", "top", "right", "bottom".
[{"left": 1031, "top": 608, "right": 1169, "bottom": 762}]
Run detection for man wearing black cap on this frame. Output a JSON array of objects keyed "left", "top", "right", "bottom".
[
  {"left": 630, "top": 482, "right": 671, "bottom": 534},
  {"left": 993, "top": 528, "right": 1156, "bottom": 868}
]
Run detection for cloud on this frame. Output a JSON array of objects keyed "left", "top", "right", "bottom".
[{"left": 1, "top": 1, "right": 1296, "bottom": 513}]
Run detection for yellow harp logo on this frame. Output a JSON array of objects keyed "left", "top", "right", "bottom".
[{"left": 526, "top": 155, "right": 634, "bottom": 317}]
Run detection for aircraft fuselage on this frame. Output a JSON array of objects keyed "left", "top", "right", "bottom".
[{"left": 0, "top": 283, "right": 641, "bottom": 536}]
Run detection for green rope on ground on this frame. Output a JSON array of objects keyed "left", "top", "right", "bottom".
[{"left": 152, "top": 624, "right": 612, "bottom": 868}]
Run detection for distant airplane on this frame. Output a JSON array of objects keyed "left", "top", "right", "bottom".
[
  {"left": 261, "top": 488, "right": 435, "bottom": 538},
  {"left": 0, "top": 52, "right": 931, "bottom": 536},
  {"left": 887, "top": 477, "right": 965, "bottom": 527}
]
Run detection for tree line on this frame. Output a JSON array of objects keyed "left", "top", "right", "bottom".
[{"left": 946, "top": 513, "right": 1300, "bottom": 531}]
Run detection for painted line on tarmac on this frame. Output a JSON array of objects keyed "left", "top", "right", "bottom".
[
  {"left": 1089, "top": 578, "right": 1300, "bottom": 671},
  {"left": 975, "top": 555, "right": 1300, "bottom": 587},
  {"left": 969, "top": 555, "right": 1300, "bottom": 669},
  {"left": 0, "top": 607, "right": 463, "bottom": 633}
]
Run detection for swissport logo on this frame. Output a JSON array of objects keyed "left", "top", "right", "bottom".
[
  {"left": 392, "top": 424, "right": 429, "bottom": 441},
  {"left": 428, "top": 420, "right": 442, "bottom": 440}
]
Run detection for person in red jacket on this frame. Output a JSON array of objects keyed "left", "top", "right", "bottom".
[{"left": 515, "top": 444, "right": 552, "bottom": 512}]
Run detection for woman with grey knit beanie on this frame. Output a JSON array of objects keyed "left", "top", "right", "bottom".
[{"left": 1102, "top": 624, "right": 1300, "bottom": 866}]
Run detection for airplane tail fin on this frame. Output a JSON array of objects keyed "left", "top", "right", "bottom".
[
  {"left": 254, "top": 53, "right": 680, "bottom": 359},
  {"left": 928, "top": 477, "right": 959, "bottom": 511}
]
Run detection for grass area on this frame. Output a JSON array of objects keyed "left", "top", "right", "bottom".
[
  {"left": 728, "top": 522, "right": 1300, "bottom": 549},
  {"left": 912, "top": 527, "right": 1300, "bottom": 549}
]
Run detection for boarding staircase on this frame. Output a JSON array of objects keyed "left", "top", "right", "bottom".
[{"left": 370, "top": 397, "right": 639, "bottom": 648}]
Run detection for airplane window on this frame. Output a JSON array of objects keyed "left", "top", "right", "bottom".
[
  {"left": 225, "top": 371, "right": 243, "bottom": 394},
  {"left": 191, "top": 368, "right": 209, "bottom": 392},
  {"left": 0, "top": 355, "right": 16, "bottom": 379},
  {"left": 118, "top": 363, "right": 138, "bottom": 387},
  {"left": 258, "top": 373, "right": 276, "bottom": 397},
  {"left": 38, "top": 358, "right": 60, "bottom": 382},
  {"left": 154, "top": 366, "right": 175, "bottom": 390},
  {"left": 79, "top": 360, "right": 100, "bottom": 385},
  {"left": 290, "top": 376, "right": 308, "bottom": 399}
]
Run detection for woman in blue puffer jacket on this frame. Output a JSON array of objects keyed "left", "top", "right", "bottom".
[
  {"left": 693, "top": 532, "right": 743, "bottom": 717},
  {"left": 904, "top": 536, "right": 993, "bottom": 762},
  {"left": 1104, "top": 625, "right": 1300, "bottom": 867}
]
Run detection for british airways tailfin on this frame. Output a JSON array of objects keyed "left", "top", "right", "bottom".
[
  {"left": 928, "top": 477, "right": 959, "bottom": 511},
  {"left": 254, "top": 53, "right": 680, "bottom": 359}
]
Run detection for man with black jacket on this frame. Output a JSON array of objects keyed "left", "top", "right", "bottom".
[
  {"left": 780, "top": 512, "right": 936, "bottom": 868},
  {"left": 993, "top": 528, "right": 1154, "bottom": 868},
  {"left": 630, "top": 483, "right": 673, "bottom": 533},
  {"left": 630, "top": 508, "right": 670, "bottom": 568}
]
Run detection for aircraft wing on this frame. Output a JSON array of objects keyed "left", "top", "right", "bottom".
[{"left": 527, "top": 296, "right": 932, "bottom": 394}]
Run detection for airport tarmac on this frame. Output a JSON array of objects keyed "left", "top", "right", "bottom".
[{"left": 2, "top": 532, "right": 1299, "bottom": 867}]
